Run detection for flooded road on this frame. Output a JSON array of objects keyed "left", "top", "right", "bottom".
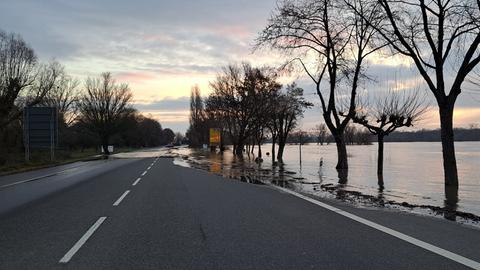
[{"left": 170, "top": 142, "right": 480, "bottom": 223}]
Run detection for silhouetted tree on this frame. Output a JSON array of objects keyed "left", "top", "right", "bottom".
[
  {"left": 270, "top": 83, "right": 312, "bottom": 162},
  {"left": 138, "top": 116, "right": 163, "bottom": 147},
  {"left": 160, "top": 128, "right": 175, "bottom": 145},
  {"left": 77, "top": 72, "right": 132, "bottom": 155},
  {"left": 206, "top": 63, "right": 281, "bottom": 156},
  {"left": 256, "top": 0, "right": 385, "bottom": 172},
  {"left": 42, "top": 69, "right": 80, "bottom": 126},
  {"left": 355, "top": 0, "right": 480, "bottom": 186},
  {"left": 186, "top": 85, "right": 209, "bottom": 147},
  {"left": 351, "top": 90, "right": 427, "bottom": 186},
  {"left": 0, "top": 31, "right": 63, "bottom": 163},
  {"left": 0, "top": 30, "right": 37, "bottom": 129}
]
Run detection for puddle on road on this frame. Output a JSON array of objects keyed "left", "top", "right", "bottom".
[{"left": 111, "top": 147, "right": 179, "bottom": 159}]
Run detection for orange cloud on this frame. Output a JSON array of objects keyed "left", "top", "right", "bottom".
[
  {"left": 115, "top": 72, "right": 157, "bottom": 84},
  {"left": 140, "top": 110, "right": 190, "bottom": 123},
  {"left": 418, "top": 107, "right": 480, "bottom": 129}
]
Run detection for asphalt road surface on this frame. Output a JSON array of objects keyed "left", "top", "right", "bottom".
[{"left": 0, "top": 157, "right": 479, "bottom": 269}]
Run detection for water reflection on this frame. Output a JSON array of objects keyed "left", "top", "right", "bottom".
[
  {"left": 172, "top": 142, "right": 480, "bottom": 220},
  {"left": 209, "top": 162, "right": 221, "bottom": 174}
]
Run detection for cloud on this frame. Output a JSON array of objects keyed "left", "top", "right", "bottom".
[
  {"left": 1, "top": 0, "right": 478, "bottom": 133},
  {"left": 133, "top": 96, "right": 190, "bottom": 111},
  {"left": 133, "top": 97, "right": 191, "bottom": 131},
  {"left": 142, "top": 110, "right": 190, "bottom": 123}
]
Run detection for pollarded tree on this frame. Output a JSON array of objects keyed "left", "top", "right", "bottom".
[
  {"left": 350, "top": 90, "right": 427, "bottom": 186},
  {"left": 358, "top": 0, "right": 480, "bottom": 186},
  {"left": 256, "top": 0, "right": 386, "bottom": 172},
  {"left": 77, "top": 72, "right": 132, "bottom": 155}
]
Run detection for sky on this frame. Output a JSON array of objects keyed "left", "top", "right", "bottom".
[{"left": 1, "top": 0, "right": 479, "bottom": 133}]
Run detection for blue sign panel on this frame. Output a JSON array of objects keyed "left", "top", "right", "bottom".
[{"left": 23, "top": 107, "right": 58, "bottom": 149}]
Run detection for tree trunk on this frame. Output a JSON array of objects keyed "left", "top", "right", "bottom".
[
  {"left": 334, "top": 134, "right": 348, "bottom": 170},
  {"left": 271, "top": 138, "right": 276, "bottom": 163},
  {"left": 235, "top": 143, "right": 244, "bottom": 156},
  {"left": 439, "top": 105, "right": 458, "bottom": 186},
  {"left": 277, "top": 139, "right": 285, "bottom": 163},
  {"left": 257, "top": 142, "right": 262, "bottom": 159},
  {"left": 377, "top": 134, "right": 385, "bottom": 188}
]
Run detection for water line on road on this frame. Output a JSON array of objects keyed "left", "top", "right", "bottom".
[{"left": 0, "top": 164, "right": 88, "bottom": 190}]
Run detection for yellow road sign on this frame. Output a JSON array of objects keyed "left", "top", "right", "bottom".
[{"left": 209, "top": 128, "right": 221, "bottom": 146}]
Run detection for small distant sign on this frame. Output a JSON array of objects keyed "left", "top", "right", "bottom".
[
  {"left": 209, "top": 128, "right": 221, "bottom": 146},
  {"left": 101, "top": 145, "right": 114, "bottom": 153}
]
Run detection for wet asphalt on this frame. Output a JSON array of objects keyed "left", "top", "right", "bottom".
[{"left": 0, "top": 157, "right": 478, "bottom": 269}]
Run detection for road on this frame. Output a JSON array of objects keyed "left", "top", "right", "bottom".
[{"left": 0, "top": 156, "right": 479, "bottom": 269}]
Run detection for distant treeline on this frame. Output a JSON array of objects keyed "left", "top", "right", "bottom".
[
  {"left": 282, "top": 126, "right": 480, "bottom": 144},
  {"left": 383, "top": 128, "right": 480, "bottom": 142}
]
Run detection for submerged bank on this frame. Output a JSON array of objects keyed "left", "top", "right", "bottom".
[{"left": 170, "top": 143, "right": 480, "bottom": 227}]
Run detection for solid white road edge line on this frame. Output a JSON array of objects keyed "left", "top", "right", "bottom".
[
  {"left": 272, "top": 185, "right": 480, "bottom": 270},
  {"left": 0, "top": 164, "right": 86, "bottom": 189},
  {"left": 132, "top": 178, "right": 141, "bottom": 186},
  {"left": 59, "top": 217, "right": 107, "bottom": 263},
  {"left": 141, "top": 171, "right": 147, "bottom": 176},
  {"left": 113, "top": 190, "right": 130, "bottom": 206}
]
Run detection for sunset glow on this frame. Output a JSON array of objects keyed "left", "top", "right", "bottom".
[{"left": 1, "top": 0, "right": 478, "bottom": 132}]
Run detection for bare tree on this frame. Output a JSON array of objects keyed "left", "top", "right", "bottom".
[
  {"left": 206, "top": 63, "right": 281, "bottom": 156},
  {"left": 187, "top": 85, "right": 209, "bottom": 147},
  {"left": 351, "top": 90, "right": 427, "bottom": 186},
  {"left": 77, "top": 72, "right": 132, "bottom": 155},
  {"left": 256, "top": 0, "right": 385, "bottom": 172},
  {"left": 355, "top": 0, "right": 480, "bottom": 187},
  {"left": 270, "top": 83, "right": 312, "bottom": 163},
  {"left": 42, "top": 70, "right": 80, "bottom": 126},
  {"left": 0, "top": 30, "right": 37, "bottom": 128},
  {"left": 315, "top": 123, "right": 329, "bottom": 145}
]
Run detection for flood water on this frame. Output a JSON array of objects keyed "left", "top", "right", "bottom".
[{"left": 173, "top": 142, "right": 480, "bottom": 220}]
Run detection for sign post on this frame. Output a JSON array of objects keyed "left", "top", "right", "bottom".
[{"left": 23, "top": 107, "right": 58, "bottom": 162}]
